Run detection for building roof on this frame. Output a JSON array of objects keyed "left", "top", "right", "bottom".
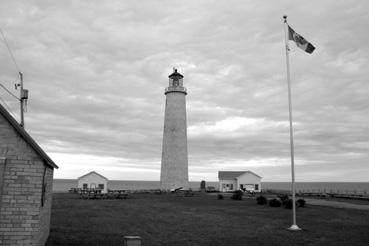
[
  {"left": 0, "top": 103, "right": 58, "bottom": 169},
  {"left": 168, "top": 68, "right": 184, "bottom": 79},
  {"left": 218, "top": 171, "right": 262, "bottom": 180},
  {"left": 77, "top": 171, "right": 108, "bottom": 181}
]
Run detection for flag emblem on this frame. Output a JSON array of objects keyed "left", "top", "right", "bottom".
[{"left": 288, "top": 26, "right": 315, "bottom": 54}]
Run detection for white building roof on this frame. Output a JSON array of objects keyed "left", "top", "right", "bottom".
[
  {"left": 218, "top": 171, "right": 262, "bottom": 180},
  {"left": 77, "top": 171, "right": 108, "bottom": 181}
]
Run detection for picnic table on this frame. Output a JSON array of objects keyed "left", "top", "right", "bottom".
[
  {"left": 68, "top": 188, "right": 82, "bottom": 193},
  {"left": 107, "top": 190, "right": 129, "bottom": 199},
  {"left": 78, "top": 189, "right": 129, "bottom": 199},
  {"left": 79, "top": 189, "right": 103, "bottom": 199}
]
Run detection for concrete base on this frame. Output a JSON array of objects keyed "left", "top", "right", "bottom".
[
  {"left": 124, "top": 236, "right": 141, "bottom": 246},
  {"left": 287, "top": 224, "right": 302, "bottom": 231}
]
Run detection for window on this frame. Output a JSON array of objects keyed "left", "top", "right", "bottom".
[
  {"left": 98, "top": 184, "right": 104, "bottom": 190},
  {"left": 222, "top": 184, "right": 226, "bottom": 188},
  {"left": 230, "top": 184, "right": 233, "bottom": 190},
  {"left": 83, "top": 183, "right": 88, "bottom": 189},
  {"left": 255, "top": 184, "right": 259, "bottom": 190}
]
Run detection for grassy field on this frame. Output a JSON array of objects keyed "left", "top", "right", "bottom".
[{"left": 46, "top": 192, "right": 369, "bottom": 246}]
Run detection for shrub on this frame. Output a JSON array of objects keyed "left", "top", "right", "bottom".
[
  {"left": 231, "top": 194, "right": 242, "bottom": 200},
  {"left": 284, "top": 199, "right": 293, "bottom": 209},
  {"left": 278, "top": 194, "right": 289, "bottom": 202},
  {"left": 234, "top": 190, "right": 243, "bottom": 195},
  {"left": 231, "top": 190, "right": 243, "bottom": 200},
  {"left": 184, "top": 189, "right": 194, "bottom": 197},
  {"left": 297, "top": 198, "right": 306, "bottom": 207},
  {"left": 269, "top": 198, "right": 282, "bottom": 207},
  {"left": 256, "top": 195, "right": 267, "bottom": 205},
  {"left": 217, "top": 194, "right": 224, "bottom": 200},
  {"left": 206, "top": 186, "right": 216, "bottom": 193}
]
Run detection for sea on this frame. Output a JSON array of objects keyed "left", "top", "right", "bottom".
[{"left": 53, "top": 179, "right": 369, "bottom": 194}]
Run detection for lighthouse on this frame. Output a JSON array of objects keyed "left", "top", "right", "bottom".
[{"left": 160, "top": 68, "right": 189, "bottom": 190}]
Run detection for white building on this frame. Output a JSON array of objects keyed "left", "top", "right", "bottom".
[
  {"left": 218, "top": 171, "right": 262, "bottom": 192},
  {"left": 77, "top": 171, "right": 108, "bottom": 193}
]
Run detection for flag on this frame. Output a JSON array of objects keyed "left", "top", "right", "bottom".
[{"left": 288, "top": 25, "right": 315, "bottom": 54}]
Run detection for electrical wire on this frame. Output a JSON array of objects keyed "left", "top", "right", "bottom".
[
  {"left": 0, "top": 83, "right": 20, "bottom": 100},
  {"left": 0, "top": 96, "right": 17, "bottom": 118},
  {"left": 0, "top": 27, "right": 21, "bottom": 73},
  {"left": 0, "top": 28, "right": 25, "bottom": 124}
]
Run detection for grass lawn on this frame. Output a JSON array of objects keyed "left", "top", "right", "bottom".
[{"left": 46, "top": 192, "right": 369, "bottom": 246}]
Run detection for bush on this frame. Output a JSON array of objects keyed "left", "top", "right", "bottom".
[
  {"left": 231, "top": 190, "right": 243, "bottom": 200},
  {"left": 184, "top": 190, "right": 194, "bottom": 197},
  {"left": 234, "top": 190, "right": 243, "bottom": 195},
  {"left": 297, "top": 198, "right": 306, "bottom": 207},
  {"left": 231, "top": 194, "right": 242, "bottom": 200},
  {"left": 278, "top": 194, "right": 289, "bottom": 202},
  {"left": 256, "top": 195, "right": 267, "bottom": 205},
  {"left": 269, "top": 198, "right": 282, "bottom": 207},
  {"left": 217, "top": 194, "right": 224, "bottom": 200},
  {"left": 284, "top": 199, "right": 293, "bottom": 209},
  {"left": 206, "top": 186, "right": 216, "bottom": 193}
]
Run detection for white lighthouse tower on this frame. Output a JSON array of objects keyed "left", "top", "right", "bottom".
[{"left": 160, "top": 68, "right": 189, "bottom": 190}]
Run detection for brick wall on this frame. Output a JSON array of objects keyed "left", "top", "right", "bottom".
[
  {"left": 0, "top": 114, "right": 54, "bottom": 245},
  {"left": 39, "top": 167, "right": 53, "bottom": 245},
  {"left": 0, "top": 115, "right": 40, "bottom": 160}
]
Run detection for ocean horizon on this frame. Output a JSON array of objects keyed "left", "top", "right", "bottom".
[{"left": 53, "top": 179, "right": 369, "bottom": 193}]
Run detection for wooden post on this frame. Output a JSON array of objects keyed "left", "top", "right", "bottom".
[{"left": 19, "top": 72, "right": 24, "bottom": 128}]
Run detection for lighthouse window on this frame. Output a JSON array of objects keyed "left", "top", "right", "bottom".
[{"left": 173, "top": 79, "right": 179, "bottom": 86}]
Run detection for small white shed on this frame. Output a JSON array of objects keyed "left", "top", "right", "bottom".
[
  {"left": 77, "top": 171, "right": 108, "bottom": 193},
  {"left": 218, "top": 171, "right": 262, "bottom": 192}
]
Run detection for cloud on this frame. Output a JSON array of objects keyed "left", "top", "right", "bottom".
[
  {"left": 0, "top": 0, "right": 368, "bottom": 181},
  {"left": 188, "top": 116, "right": 291, "bottom": 138}
]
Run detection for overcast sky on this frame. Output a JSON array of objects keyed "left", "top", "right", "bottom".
[{"left": 1, "top": 0, "right": 368, "bottom": 182}]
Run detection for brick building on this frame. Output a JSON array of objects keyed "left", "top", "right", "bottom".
[{"left": 0, "top": 103, "right": 58, "bottom": 245}]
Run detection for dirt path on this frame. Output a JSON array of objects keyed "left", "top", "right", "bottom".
[{"left": 305, "top": 198, "right": 369, "bottom": 210}]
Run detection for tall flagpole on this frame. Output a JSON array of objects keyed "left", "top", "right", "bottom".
[{"left": 283, "top": 15, "right": 301, "bottom": 231}]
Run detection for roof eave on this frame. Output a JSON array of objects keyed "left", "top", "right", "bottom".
[
  {"left": 78, "top": 171, "right": 108, "bottom": 181},
  {"left": 0, "top": 104, "right": 58, "bottom": 169}
]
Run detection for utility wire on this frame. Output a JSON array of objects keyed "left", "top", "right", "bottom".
[
  {"left": 0, "top": 83, "right": 20, "bottom": 100},
  {"left": 0, "top": 27, "right": 21, "bottom": 73},
  {"left": 0, "top": 96, "right": 17, "bottom": 118}
]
